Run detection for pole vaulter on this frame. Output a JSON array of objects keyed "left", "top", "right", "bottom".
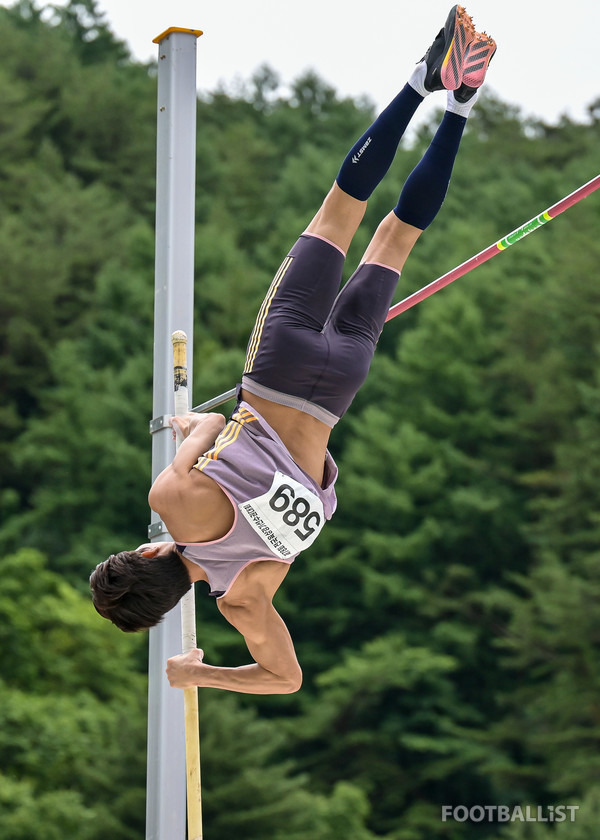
[{"left": 88, "top": 12, "right": 599, "bottom": 840}]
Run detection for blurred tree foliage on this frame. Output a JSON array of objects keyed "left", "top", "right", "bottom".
[{"left": 1, "top": 1, "right": 599, "bottom": 838}]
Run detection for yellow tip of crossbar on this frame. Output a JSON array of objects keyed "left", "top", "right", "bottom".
[{"left": 153, "top": 27, "right": 203, "bottom": 44}]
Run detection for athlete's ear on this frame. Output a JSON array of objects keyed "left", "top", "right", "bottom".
[{"left": 137, "top": 545, "right": 160, "bottom": 558}]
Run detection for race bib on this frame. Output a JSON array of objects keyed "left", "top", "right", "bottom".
[{"left": 239, "top": 471, "right": 326, "bottom": 559}]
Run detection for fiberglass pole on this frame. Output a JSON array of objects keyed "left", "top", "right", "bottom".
[{"left": 147, "top": 27, "right": 202, "bottom": 840}]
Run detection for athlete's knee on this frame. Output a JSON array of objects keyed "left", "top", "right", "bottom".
[{"left": 304, "top": 183, "right": 366, "bottom": 254}]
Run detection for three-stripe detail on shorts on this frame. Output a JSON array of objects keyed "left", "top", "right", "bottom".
[{"left": 244, "top": 255, "right": 294, "bottom": 373}]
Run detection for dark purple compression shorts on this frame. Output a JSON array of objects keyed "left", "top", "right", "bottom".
[{"left": 242, "top": 234, "right": 400, "bottom": 426}]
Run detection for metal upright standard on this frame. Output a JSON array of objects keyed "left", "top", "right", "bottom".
[{"left": 147, "top": 27, "right": 203, "bottom": 840}]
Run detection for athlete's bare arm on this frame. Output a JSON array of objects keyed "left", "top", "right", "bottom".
[
  {"left": 165, "top": 560, "right": 302, "bottom": 694},
  {"left": 148, "top": 412, "right": 234, "bottom": 542}
]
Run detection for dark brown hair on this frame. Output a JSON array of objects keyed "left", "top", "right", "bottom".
[{"left": 90, "top": 548, "right": 191, "bottom": 632}]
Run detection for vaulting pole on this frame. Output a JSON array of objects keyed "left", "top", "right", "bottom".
[
  {"left": 147, "top": 27, "right": 202, "bottom": 840},
  {"left": 172, "top": 330, "right": 203, "bottom": 840}
]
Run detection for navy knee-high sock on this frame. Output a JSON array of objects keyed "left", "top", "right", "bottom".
[
  {"left": 336, "top": 84, "right": 423, "bottom": 201},
  {"left": 393, "top": 110, "right": 467, "bottom": 230}
]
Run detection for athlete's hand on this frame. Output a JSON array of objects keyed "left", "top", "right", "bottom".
[
  {"left": 170, "top": 412, "right": 225, "bottom": 442},
  {"left": 166, "top": 648, "right": 205, "bottom": 689}
]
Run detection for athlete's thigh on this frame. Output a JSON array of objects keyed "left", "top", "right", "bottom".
[
  {"left": 309, "top": 262, "right": 401, "bottom": 418},
  {"left": 255, "top": 234, "right": 345, "bottom": 327},
  {"left": 243, "top": 234, "right": 344, "bottom": 400},
  {"left": 244, "top": 234, "right": 344, "bottom": 372},
  {"left": 326, "top": 262, "right": 399, "bottom": 345}
]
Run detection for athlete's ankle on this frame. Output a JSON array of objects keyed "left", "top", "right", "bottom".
[
  {"left": 408, "top": 62, "right": 430, "bottom": 99},
  {"left": 445, "top": 88, "right": 479, "bottom": 118}
]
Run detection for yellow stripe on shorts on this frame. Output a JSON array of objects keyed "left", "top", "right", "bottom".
[{"left": 244, "top": 255, "right": 294, "bottom": 373}]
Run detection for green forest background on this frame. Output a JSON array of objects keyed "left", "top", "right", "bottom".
[{"left": 1, "top": 1, "right": 599, "bottom": 837}]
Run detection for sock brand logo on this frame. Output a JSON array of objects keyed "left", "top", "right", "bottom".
[{"left": 352, "top": 136, "right": 372, "bottom": 163}]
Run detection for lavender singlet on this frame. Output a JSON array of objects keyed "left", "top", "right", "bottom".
[{"left": 175, "top": 400, "right": 338, "bottom": 598}]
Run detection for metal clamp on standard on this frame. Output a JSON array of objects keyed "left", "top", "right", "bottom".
[
  {"left": 148, "top": 520, "right": 169, "bottom": 539},
  {"left": 149, "top": 415, "right": 173, "bottom": 434}
]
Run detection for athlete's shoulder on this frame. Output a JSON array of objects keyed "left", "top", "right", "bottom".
[{"left": 152, "top": 463, "right": 235, "bottom": 544}]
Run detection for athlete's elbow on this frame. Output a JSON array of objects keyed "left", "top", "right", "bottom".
[
  {"left": 148, "top": 472, "right": 168, "bottom": 512},
  {"left": 148, "top": 468, "right": 179, "bottom": 514},
  {"left": 282, "top": 666, "right": 303, "bottom": 694},
  {"left": 148, "top": 483, "right": 161, "bottom": 512}
]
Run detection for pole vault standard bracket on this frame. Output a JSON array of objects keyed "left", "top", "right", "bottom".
[
  {"left": 149, "top": 415, "right": 173, "bottom": 434},
  {"left": 148, "top": 520, "right": 169, "bottom": 539}
]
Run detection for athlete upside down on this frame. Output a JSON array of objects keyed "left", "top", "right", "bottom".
[{"left": 90, "top": 6, "right": 496, "bottom": 694}]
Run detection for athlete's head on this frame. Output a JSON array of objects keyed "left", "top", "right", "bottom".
[{"left": 90, "top": 545, "right": 190, "bottom": 632}]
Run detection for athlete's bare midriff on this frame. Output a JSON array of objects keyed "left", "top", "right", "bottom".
[{"left": 240, "top": 388, "right": 332, "bottom": 487}]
